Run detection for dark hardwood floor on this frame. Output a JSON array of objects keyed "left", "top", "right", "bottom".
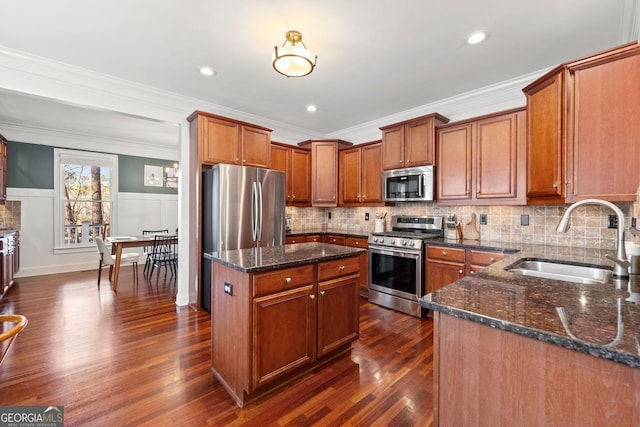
[{"left": 0, "top": 267, "right": 434, "bottom": 426}]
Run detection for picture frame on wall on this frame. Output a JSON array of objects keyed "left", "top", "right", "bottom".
[{"left": 144, "top": 165, "right": 163, "bottom": 187}]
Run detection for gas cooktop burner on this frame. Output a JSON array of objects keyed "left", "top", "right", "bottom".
[{"left": 368, "top": 215, "right": 444, "bottom": 249}]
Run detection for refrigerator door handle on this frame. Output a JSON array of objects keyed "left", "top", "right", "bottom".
[
  {"left": 251, "top": 182, "right": 258, "bottom": 241},
  {"left": 257, "top": 182, "right": 263, "bottom": 242}
]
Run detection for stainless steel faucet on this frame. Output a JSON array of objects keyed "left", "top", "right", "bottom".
[{"left": 556, "top": 199, "right": 628, "bottom": 277}]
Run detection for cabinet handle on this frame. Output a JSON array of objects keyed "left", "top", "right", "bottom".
[
  {"left": 339, "top": 265, "right": 345, "bottom": 271},
  {"left": 285, "top": 277, "right": 292, "bottom": 283},
  {"left": 310, "top": 294, "right": 315, "bottom": 300},
  {"left": 553, "top": 183, "right": 558, "bottom": 188},
  {"left": 243, "top": 159, "right": 246, "bottom": 163},
  {"left": 235, "top": 157, "right": 239, "bottom": 162},
  {"left": 292, "top": 195, "right": 296, "bottom": 199},
  {"left": 490, "top": 257, "right": 495, "bottom": 262},
  {"left": 320, "top": 290, "right": 325, "bottom": 296},
  {"left": 355, "top": 242, "right": 359, "bottom": 245},
  {"left": 406, "top": 159, "right": 411, "bottom": 163},
  {"left": 458, "top": 270, "right": 463, "bottom": 274},
  {"left": 399, "top": 159, "right": 403, "bottom": 163},
  {"left": 442, "top": 251, "right": 447, "bottom": 256}
]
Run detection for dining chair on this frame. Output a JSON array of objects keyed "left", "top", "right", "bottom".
[
  {"left": 147, "top": 235, "right": 178, "bottom": 281},
  {"left": 0, "top": 314, "right": 28, "bottom": 366},
  {"left": 142, "top": 229, "right": 170, "bottom": 275},
  {"left": 95, "top": 237, "right": 141, "bottom": 286}
]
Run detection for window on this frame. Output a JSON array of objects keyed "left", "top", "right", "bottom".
[{"left": 54, "top": 149, "right": 118, "bottom": 251}]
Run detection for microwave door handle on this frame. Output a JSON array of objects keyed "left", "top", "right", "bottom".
[{"left": 418, "top": 174, "right": 424, "bottom": 198}]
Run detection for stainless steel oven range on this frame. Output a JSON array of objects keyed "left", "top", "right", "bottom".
[{"left": 368, "top": 215, "right": 443, "bottom": 317}]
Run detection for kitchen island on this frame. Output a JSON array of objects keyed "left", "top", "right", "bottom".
[
  {"left": 204, "top": 242, "right": 365, "bottom": 407},
  {"left": 421, "top": 243, "right": 640, "bottom": 425}
]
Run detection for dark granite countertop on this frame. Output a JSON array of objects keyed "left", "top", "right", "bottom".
[
  {"left": 286, "top": 229, "right": 369, "bottom": 239},
  {"left": 204, "top": 242, "right": 366, "bottom": 273},
  {"left": 421, "top": 243, "right": 640, "bottom": 368}
]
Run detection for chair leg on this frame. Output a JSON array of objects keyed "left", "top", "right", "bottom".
[
  {"left": 132, "top": 262, "right": 138, "bottom": 285},
  {"left": 97, "top": 261, "right": 102, "bottom": 286}
]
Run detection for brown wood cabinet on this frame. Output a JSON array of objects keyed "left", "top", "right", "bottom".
[
  {"left": 433, "top": 312, "right": 640, "bottom": 426},
  {"left": 345, "top": 237, "right": 369, "bottom": 298},
  {"left": 0, "top": 133, "right": 7, "bottom": 204},
  {"left": 437, "top": 108, "right": 526, "bottom": 205},
  {"left": 270, "top": 142, "right": 311, "bottom": 206},
  {"left": 210, "top": 255, "right": 360, "bottom": 407},
  {"left": 426, "top": 245, "right": 508, "bottom": 294},
  {"left": 523, "top": 42, "right": 640, "bottom": 204},
  {"left": 188, "top": 111, "right": 271, "bottom": 168},
  {"left": 380, "top": 113, "right": 449, "bottom": 170},
  {"left": 298, "top": 139, "right": 352, "bottom": 207},
  {"left": 339, "top": 141, "right": 383, "bottom": 206}
]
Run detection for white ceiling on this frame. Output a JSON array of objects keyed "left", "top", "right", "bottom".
[{"left": 0, "top": 0, "right": 637, "bottom": 148}]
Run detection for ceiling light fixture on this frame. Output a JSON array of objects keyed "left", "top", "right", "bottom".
[
  {"left": 200, "top": 67, "right": 216, "bottom": 76},
  {"left": 272, "top": 30, "right": 317, "bottom": 77},
  {"left": 306, "top": 105, "right": 317, "bottom": 112},
  {"left": 467, "top": 31, "right": 487, "bottom": 45}
]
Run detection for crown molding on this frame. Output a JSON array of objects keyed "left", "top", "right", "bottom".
[
  {"left": 327, "top": 69, "right": 548, "bottom": 143},
  {"left": 0, "top": 122, "right": 178, "bottom": 160}
]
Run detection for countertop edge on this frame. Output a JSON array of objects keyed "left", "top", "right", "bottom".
[{"left": 422, "top": 297, "right": 640, "bottom": 368}]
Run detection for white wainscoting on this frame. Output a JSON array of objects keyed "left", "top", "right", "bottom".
[{"left": 9, "top": 188, "right": 178, "bottom": 278}]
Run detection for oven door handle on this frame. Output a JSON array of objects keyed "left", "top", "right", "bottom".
[{"left": 369, "top": 246, "right": 422, "bottom": 259}]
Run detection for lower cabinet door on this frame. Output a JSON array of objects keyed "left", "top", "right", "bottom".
[
  {"left": 317, "top": 275, "right": 359, "bottom": 357},
  {"left": 252, "top": 285, "right": 316, "bottom": 389}
]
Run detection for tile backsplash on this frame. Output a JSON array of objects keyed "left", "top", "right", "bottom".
[
  {"left": 287, "top": 201, "right": 639, "bottom": 250},
  {"left": 0, "top": 201, "right": 21, "bottom": 229}
]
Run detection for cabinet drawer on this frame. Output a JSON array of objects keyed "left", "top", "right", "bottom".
[
  {"left": 345, "top": 237, "right": 368, "bottom": 249},
  {"left": 318, "top": 256, "right": 360, "bottom": 282},
  {"left": 253, "top": 264, "right": 315, "bottom": 297},
  {"left": 285, "top": 236, "right": 304, "bottom": 244},
  {"left": 468, "top": 250, "right": 508, "bottom": 266},
  {"left": 325, "top": 235, "right": 346, "bottom": 245},
  {"left": 427, "top": 246, "right": 466, "bottom": 263},
  {"left": 305, "top": 235, "right": 322, "bottom": 242}
]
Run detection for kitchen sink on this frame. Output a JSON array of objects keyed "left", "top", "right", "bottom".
[{"left": 505, "top": 258, "right": 613, "bottom": 285}]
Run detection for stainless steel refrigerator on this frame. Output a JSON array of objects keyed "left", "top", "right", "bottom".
[{"left": 201, "top": 164, "right": 286, "bottom": 311}]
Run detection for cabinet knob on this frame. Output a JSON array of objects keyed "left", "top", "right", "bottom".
[
  {"left": 243, "top": 159, "right": 246, "bottom": 163},
  {"left": 310, "top": 294, "right": 315, "bottom": 300},
  {"left": 406, "top": 159, "right": 411, "bottom": 163},
  {"left": 442, "top": 251, "right": 447, "bottom": 256},
  {"left": 285, "top": 277, "right": 292, "bottom": 283},
  {"left": 399, "top": 160, "right": 403, "bottom": 163},
  {"left": 339, "top": 265, "right": 345, "bottom": 271},
  {"left": 458, "top": 270, "right": 463, "bottom": 274},
  {"left": 553, "top": 183, "right": 558, "bottom": 188},
  {"left": 320, "top": 290, "right": 325, "bottom": 296},
  {"left": 490, "top": 257, "right": 495, "bottom": 262},
  {"left": 355, "top": 242, "right": 359, "bottom": 245},
  {"left": 292, "top": 195, "right": 295, "bottom": 199},
  {"left": 235, "top": 158, "right": 239, "bottom": 162}
]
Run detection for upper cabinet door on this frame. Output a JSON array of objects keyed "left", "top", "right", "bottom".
[
  {"left": 202, "top": 116, "right": 240, "bottom": 165},
  {"left": 241, "top": 126, "right": 270, "bottom": 168},
  {"left": 360, "top": 143, "right": 382, "bottom": 203},
  {"left": 525, "top": 72, "right": 564, "bottom": 200},
  {"left": 381, "top": 126, "right": 405, "bottom": 170},
  {"left": 475, "top": 112, "right": 520, "bottom": 200},
  {"left": 405, "top": 117, "right": 436, "bottom": 167},
  {"left": 438, "top": 124, "right": 472, "bottom": 201},
  {"left": 290, "top": 149, "right": 311, "bottom": 204}
]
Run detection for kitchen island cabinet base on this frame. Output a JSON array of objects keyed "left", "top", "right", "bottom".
[
  {"left": 433, "top": 312, "right": 640, "bottom": 426},
  {"left": 211, "top": 345, "right": 352, "bottom": 408}
]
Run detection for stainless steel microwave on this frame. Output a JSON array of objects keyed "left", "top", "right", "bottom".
[{"left": 381, "top": 165, "right": 434, "bottom": 202}]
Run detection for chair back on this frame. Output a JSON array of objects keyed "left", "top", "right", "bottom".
[
  {"left": 0, "top": 314, "right": 28, "bottom": 366},
  {"left": 143, "top": 229, "right": 169, "bottom": 252},
  {"left": 150, "top": 235, "right": 178, "bottom": 258},
  {"left": 95, "top": 237, "right": 114, "bottom": 266}
]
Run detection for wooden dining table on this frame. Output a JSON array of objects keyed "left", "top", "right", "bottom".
[{"left": 105, "top": 235, "right": 159, "bottom": 291}]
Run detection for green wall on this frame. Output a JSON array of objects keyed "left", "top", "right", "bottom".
[{"left": 6, "top": 141, "right": 178, "bottom": 193}]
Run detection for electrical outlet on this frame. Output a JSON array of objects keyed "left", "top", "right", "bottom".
[
  {"left": 365, "top": 213, "right": 370, "bottom": 221},
  {"left": 608, "top": 214, "right": 618, "bottom": 229},
  {"left": 479, "top": 214, "right": 488, "bottom": 225},
  {"left": 328, "top": 212, "right": 332, "bottom": 220},
  {"left": 224, "top": 282, "right": 233, "bottom": 296},
  {"left": 633, "top": 217, "right": 637, "bottom": 228},
  {"left": 520, "top": 214, "right": 529, "bottom": 226}
]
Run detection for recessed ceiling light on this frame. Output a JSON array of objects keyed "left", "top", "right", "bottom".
[
  {"left": 306, "top": 105, "right": 318, "bottom": 112},
  {"left": 199, "top": 67, "right": 216, "bottom": 76},
  {"left": 467, "top": 31, "right": 487, "bottom": 45}
]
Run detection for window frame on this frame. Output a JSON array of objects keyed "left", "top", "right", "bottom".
[{"left": 53, "top": 148, "right": 119, "bottom": 252}]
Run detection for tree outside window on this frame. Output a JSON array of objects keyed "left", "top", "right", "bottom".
[{"left": 54, "top": 149, "right": 118, "bottom": 249}]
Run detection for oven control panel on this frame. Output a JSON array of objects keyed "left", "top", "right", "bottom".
[{"left": 368, "top": 235, "right": 423, "bottom": 249}]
